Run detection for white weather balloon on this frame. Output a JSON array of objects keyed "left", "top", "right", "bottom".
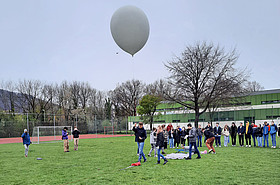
[{"left": 110, "top": 5, "right": 150, "bottom": 56}]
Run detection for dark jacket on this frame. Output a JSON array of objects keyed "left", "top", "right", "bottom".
[
  {"left": 174, "top": 129, "right": 181, "bottom": 143},
  {"left": 204, "top": 130, "right": 215, "bottom": 140},
  {"left": 205, "top": 125, "right": 213, "bottom": 132},
  {"left": 156, "top": 132, "right": 164, "bottom": 148},
  {"left": 180, "top": 130, "right": 187, "bottom": 139},
  {"left": 214, "top": 126, "right": 222, "bottom": 135},
  {"left": 245, "top": 125, "right": 253, "bottom": 135},
  {"left": 230, "top": 125, "right": 237, "bottom": 136},
  {"left": 72, "top": 130, "right": 80, "bottom": 138},
  {"left": 255, "top": 127, "right": 263, "bottom": 137},
  {"left": 132, "top": 126, "right": 147, "bottom": 142},
  {"left": 237, "top": 126, "right": 245, "bottom": 135},
  {"left": 168, "top": 129, "right": 174, "bottom": 138}
]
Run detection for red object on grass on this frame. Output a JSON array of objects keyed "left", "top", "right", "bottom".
[{"left": 131, "top": 162, "right": 141, "bottom": 166}]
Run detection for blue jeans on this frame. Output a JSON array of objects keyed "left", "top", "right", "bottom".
[
  {"left": 271, "top": 133, "right": 276, "bottom": 147},
  {"left": 263, "top": 134, "right": 269, "bottom": 147},
  {"left": 138, "top": 142, "right": 146, "bottom": 162},
  {"left": 157, "top": 147, "right": 166, "bottom": 161},
  {"left": 197, "top": 135, "right": 202, "bottom": 147},
  {"left": 224, "top": 136, "right": 229, "bottom": 146},
  {"left": 137, "top": 142, "right": 140, "bottom": 154},
  {"left": 169, "top": 138, "right": 174, "bottom": 148},
  {"left": 257, "top": 136, "right": 262, "bottom": 147},
  {"left": 189, "top": 142, "right": 201, "bottom": 159},
  {"left": 252, "top": 134, "right": 256, "bottom": 147},
  {"left": 215, "top": 136, "right": 221, "bottom": 146}
]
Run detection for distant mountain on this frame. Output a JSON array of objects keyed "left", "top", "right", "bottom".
[{"left": 0, "top": 89, "right": 24, "bottom": 112}]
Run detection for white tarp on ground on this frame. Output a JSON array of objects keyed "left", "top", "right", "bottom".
[{"left": 165, "top": 153, "right": 191, "bottom": 159}]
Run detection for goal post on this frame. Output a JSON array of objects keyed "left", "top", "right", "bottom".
[
  {"left": 32, "top": 126, "right": 73, "bottom": 144},
  {"left": 104, "top": 126, "right": 114, "bottom": 135}
]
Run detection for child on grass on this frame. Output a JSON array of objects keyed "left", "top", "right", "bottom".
[
  {"left": 21, "top": 129, "right": 31, "bottom": 157},
  {"left": 148, "top": 127, "right": 157, "bottom": 157},
  {"left": 62, "top": 127, "right": 69, "bottom": 152}
]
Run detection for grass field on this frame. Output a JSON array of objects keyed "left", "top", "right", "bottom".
[{"left": 1, "top": 136, "right": 280, "bottom": 185}]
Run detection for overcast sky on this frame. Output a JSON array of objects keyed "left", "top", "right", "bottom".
[{"left": 0, "top": 0, "right": 279, "bottom": 91}]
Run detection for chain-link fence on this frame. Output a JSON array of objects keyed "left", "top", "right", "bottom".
[{"left": 0, "top": 112, "right": 129, "bottom": 138}]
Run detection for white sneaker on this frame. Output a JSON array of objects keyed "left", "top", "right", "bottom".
[
  {"left": 215, "top": 145, "right": 217, "bottom": 147},
  {"left": 245, "top": 145, "right": 248, "bottom": 147},
  {"left": 219, "top": 145, "right": 221, "bottom": 148},
  {"left": 249, "top": 145, "right": 251, "bottom": 148},
  {"left": 271, "top": 146, "right": 274, "bottom": 148}
]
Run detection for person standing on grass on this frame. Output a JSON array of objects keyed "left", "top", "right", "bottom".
[
  {"left": 62, "top": 127, "right": 69, "bottom": 152},
  {"left": 169, "top": 128, "right": 174, "bottom": 148},
  {"left": 263, "top": 122, "right": 270, "bottom": 148},
  {"left": 163, "top": 126, "right": 168, "bottom": 150},
  {"left": 133, "top": 122, "right": 147, "bottom": 163},
  {"left": 197, "top": 125, "right": 203, "bottom": 147},
  {"left": 21, "top": 129, "right": 31, "bottom": 157},
  {"left": 202, "top": 128, "right": 216, "bottom": 154},
  {"left": 72, "top": 127, "right": 80, "bottom": 151},
  {"left": 132, "top": 123, "right": 140, "bottom": 155},
  {"left": 222, "top": 125, "right": 230, "bottom": 147},
  {"left": 214, "top": 123, "right": 222, "bottom": 147},
  {"left": 156, "top": 125, "right": 168, "bottom": 165},
  {"left": 185, "top": 124, "right": 201, "bottom": 160},
  {"left": 166, "top": 123, "right": 173, "bottom": 145},
  {"left": 174, "top": 126, "right": 181, "bottom": 148},
  {"left": 237, "top": 122, "right": 245, "bottom": 147},
  {"left": 180, "top": 127, "right": 187, "bottom": 147},
  {"left": 230, "top": 122, "right": 237, "bottom": 146},
  {"left": 148, "top": 127, "right": 157, "bottom": 157},
  {"left": 251, "top": 123, "right": 258, "bottom": 147},
  {"left": 270, "top": 121, "right": 278, "bottom": 148},
  {"left": 245, "top": 121, "right": 253, "bottom": 147},
  {"left": 256, "top": 124, "right": 263, "bottom": 147}
]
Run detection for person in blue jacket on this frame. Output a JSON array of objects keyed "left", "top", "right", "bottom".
[
  {"left": 237, "top": 122, "right": 245, "bottom": 147},
  {"left": 270, "top": 121, "right": 278, "bottom": 148},
  {"left": 133, "top": 122, "right": 147, "bottom": 163},
  {"left": 214, "top": 123, "right": 222, "bottom": 147},
  {"left": 263, "top": 122, "right": 270, "bottom": 148},
  {"left": 21, "top": 129, "right": 31, "bottom": 157}
]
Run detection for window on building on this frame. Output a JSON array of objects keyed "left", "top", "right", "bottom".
[
  {"left": 172, "top": 120, "right": 180, "bottom": 123},
  {"left": 266, "top": 116, "right": 280, "bottom": 119}
]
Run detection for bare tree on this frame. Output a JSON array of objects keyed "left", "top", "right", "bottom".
[
  {"left": 245, "top": 81, "right": 264, "bottom": 92},
  {"left": 111, "top": 80, "right": 144, "bottom": 116},
  {"left": 165, "top": 42, "right": 248, "bottom": 128},
  {"left": 16, "top": 79, "right": 42, "bottom": 115},
  {"left": 79, "top": 82, "right": 92, "bottom": 112}
]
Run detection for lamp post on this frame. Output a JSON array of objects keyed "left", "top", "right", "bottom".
[{"left": 42, "top": 109, "right": 45, "bottom": 122}]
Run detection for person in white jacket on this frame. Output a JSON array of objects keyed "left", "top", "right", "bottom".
[
  {"left": 222, "top": 125, "right": 230, "bottom": 147},
  {"left": 148, "top": 127, "right": 157, "bottom": 157}
]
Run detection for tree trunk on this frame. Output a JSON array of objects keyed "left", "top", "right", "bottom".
[
  {"left": 195, "top": 109, "right": 199, "bottom": 128},
  {"left": 150, "top": 116, "right": 153, "bottom": 131}
]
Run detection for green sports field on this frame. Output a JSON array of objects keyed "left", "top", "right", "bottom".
[{"left": 1, "top": 136, "right": 280, "bottom": 185}]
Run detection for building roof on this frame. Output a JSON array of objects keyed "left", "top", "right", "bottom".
[{"left": 247, "top": 89, "right": 280, "bottom": 96}]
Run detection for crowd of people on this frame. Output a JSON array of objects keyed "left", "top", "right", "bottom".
[{"left": 132, "top": 120, "right": 280, "bottom": 164}]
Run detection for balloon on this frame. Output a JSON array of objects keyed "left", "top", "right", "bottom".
[{"left": 110, "top": 6, "right": 150, "bottom": 56}]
